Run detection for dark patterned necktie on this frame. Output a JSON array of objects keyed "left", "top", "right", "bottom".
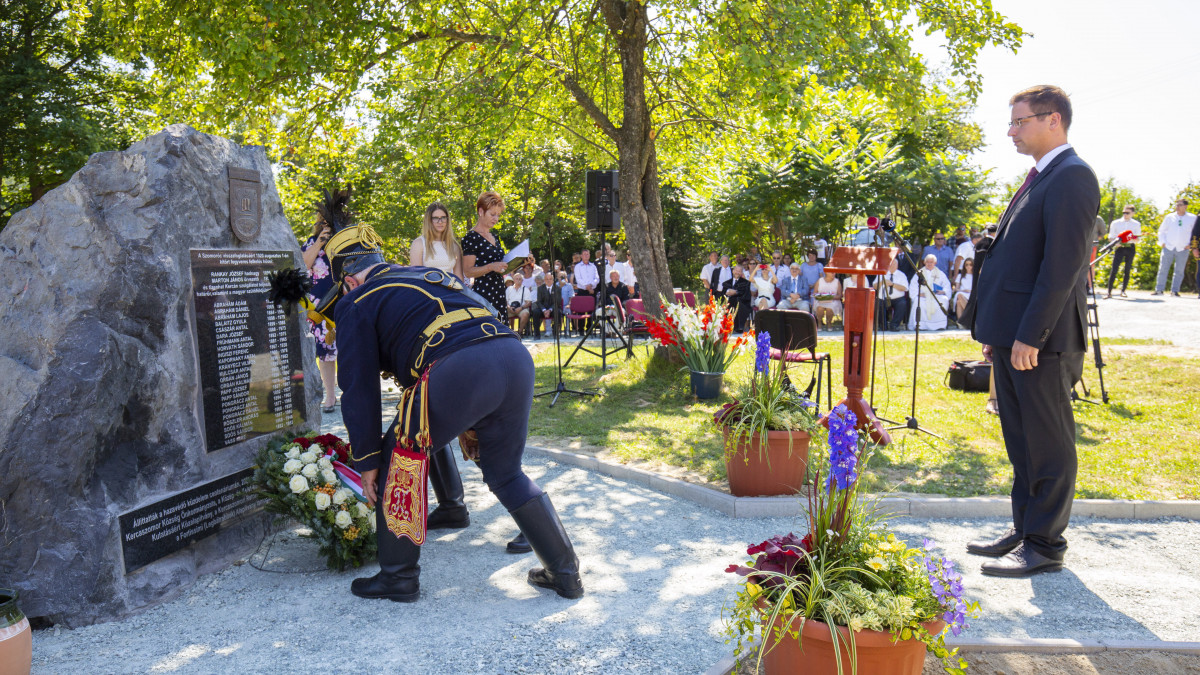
[{"left": 1003, "top": 167, "right": 1039, "bottom": 221}]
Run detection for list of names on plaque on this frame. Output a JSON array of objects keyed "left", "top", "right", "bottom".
[{"left": 191, "top": 250, "right": 306, "bottom": 452}]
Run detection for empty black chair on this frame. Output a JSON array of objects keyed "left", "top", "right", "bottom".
[{"left": 753, "top": 309, "right": 833, "bottom": 411}]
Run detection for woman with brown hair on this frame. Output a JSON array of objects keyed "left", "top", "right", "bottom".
[
  {"left": 409, "top": 201, "right": 464, "bottom": 278},
  {"left": 461, "top": 191, "right": 510, "bottom": 318}
]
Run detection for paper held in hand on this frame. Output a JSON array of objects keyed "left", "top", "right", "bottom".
[{"left": 502, "top": 239, "right": 530, "bottom": 274}]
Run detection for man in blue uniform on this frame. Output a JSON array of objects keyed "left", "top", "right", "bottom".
[{"left": 273, "top": 192, "right": 582, "bottom": 602}]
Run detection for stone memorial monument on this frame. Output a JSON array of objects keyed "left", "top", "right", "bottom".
[{"left": 0, "top": 125, "right": 322, "bottom": 627}]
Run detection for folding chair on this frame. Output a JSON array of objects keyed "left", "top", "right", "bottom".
[
  {"left": 622, "top": 298, "right": 651, "bottom": 357},
  {"left": 753, "top": 309, "right": 833, "bottom": 411},
  {"left": 566, "top": 295, "right": 595, "bottom": 336}
]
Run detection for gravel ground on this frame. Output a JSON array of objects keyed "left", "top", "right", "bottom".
[{"left": 30, "top": 447, "right": 1200, "bottom": 674}]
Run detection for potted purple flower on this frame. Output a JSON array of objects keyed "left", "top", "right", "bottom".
[
  {"left": 714, "top": 331, "right": 820, "bottom": 496},
  {"left": 723, "top": 404, "right": 980, "bottom": 675}
]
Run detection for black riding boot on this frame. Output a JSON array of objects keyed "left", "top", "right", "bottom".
[
  {"left": 426, "top": 445, "right": 470, "bottom": 530},
  {"left": 509, "top": 493, "right": 583, "bottom": 599},
  {"left": 507, "top": 532, "right": 531, "bottom": 554},
  {"left": 351, "top": 504, "right": 421, "bottom": 602}
]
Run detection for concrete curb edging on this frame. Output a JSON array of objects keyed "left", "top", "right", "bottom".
[
  {"left": 525, "top": 445, "right": 1200, "bottom": 520},
  {"left": 703, "top": 639, "right": 1200, "bottom": 675}
]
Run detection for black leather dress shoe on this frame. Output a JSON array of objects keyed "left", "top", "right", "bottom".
[
  {"left": 980, "top": 543, "right": 1063, "bottom": 578},
  {"left": 966, "top": 528, "right": 1022, "bottom": 557}
]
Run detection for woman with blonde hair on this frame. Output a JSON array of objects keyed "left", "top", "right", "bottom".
[{"left": 409, "top": 201, "right": 464, "bottom": 278}]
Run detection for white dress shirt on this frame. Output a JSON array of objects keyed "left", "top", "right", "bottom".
[
  {"left": 875, "top": 270, "right": 908, "bottom": 300},
  {"left": 1035, "top": 143, "right": 1072, "bottom": 173},
  {"left": 1158, "top": 213, "right": 1196, "bottom": 251},
  {"left": 1107, "top": 217, "right": 1141, "bottom": 243},
  {"left": 700, "top": 262, "right": 718, "bottom": 286},
  {"left": 506, "top": 284, "right": 530, "bottom": 307},
  {"left": 614, "top": 261, "right": 636, "bottom": 286},
  {"left": 573, "top": 261, "right": 599, "bottom": 290}
]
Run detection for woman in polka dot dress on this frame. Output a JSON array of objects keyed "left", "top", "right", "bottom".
[{"left": 461, "top": 191, "right": 510, "bottom": 319}]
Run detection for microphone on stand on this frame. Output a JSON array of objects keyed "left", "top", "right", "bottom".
[{"left": 1092, "top": 230, "right": 1137, "bottom": 265}]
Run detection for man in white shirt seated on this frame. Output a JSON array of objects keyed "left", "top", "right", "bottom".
[
  {"left": 573, "top": 249, "right": 599, "bottom": 296},
  {"left": 874, "top": 258, "right": 909, "bottom": 331},
  {"left": 506, "top": 272, "right": 534, "bottom": 336},
  {"left": 776, "top": 263, "right": 811, "bottom": 312},
  {"left": 1153, "top": 199, "right": 1195, "bottom": 297},
  {"left": 908, "top": 254, "right": 951, "bottom": 331},
  {"left": 1105, "top": 205, "right": 1141, "bottom": 298}
]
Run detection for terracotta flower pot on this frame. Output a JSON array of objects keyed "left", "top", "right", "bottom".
[
  {"left": 0, "top": 588, "right": 32, "bottom": 675},
  {"left": 723, "top": 427, "right": 809, "bottom": 497},
  {"left": 760, "top": 614, "right": 946, "bottom": 675}
]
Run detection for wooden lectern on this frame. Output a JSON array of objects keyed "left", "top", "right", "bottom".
[{"left": 824, "top": 246, "right": 897, "bottom": 445}]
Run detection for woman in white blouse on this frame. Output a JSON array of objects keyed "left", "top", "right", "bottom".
[
  {"left": 751, "top": 264, "right": 778, "bottom": 310},
  {"left": 953, "top": 258, "right": 974, "bottom": 317},
  {"left": 409, "top": 201, "right": 464, "bottom": 278}
]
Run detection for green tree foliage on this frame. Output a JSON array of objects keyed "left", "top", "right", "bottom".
[
  {"left": 0, "top": 0, "right": 150, "bottom": 228},
  {"left": 108, "top": 0, "right": 1023, "bottom": 316},
  {"left": 689, "top": 85, "right": 991, "bottom": 255}
]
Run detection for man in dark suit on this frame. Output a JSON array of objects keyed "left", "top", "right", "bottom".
[{"left": 961, "top": 85, "right": 1100, "bottom": 578}]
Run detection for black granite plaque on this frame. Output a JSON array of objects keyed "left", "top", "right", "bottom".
[
  {"left": 118, "top": 468, "right": 262, "bottom": 574},
  {"left": 191, "top": 249, "right": 306, "bottom": 452}
]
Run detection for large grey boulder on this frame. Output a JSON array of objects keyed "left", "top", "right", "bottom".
[{"left": 0, "top": 125, "right": 321, "bottom": 627}]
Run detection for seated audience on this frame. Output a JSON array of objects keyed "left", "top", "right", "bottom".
[
  {"left": 722, "top": 264, "right": 753, "bottom": 333},
  {"left": 777, "top": 263, "right": 810, "bottom": 311},
  {"left": 812, "top": 270, "right": 842, "bottom": 332},
  {"left": 751, "top": 264, "right": 778, "bottom": 310},
  {"left": 908, "top": 253, "right": 951, "bottom": 330}
]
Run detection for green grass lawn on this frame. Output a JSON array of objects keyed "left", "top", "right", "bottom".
[{"left": 525, "top": 334, "right": 1200, "bottom": 500}]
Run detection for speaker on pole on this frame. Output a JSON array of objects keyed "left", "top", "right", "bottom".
[{"left": 586, "top": 170, "right": 620, "bottom": 233}]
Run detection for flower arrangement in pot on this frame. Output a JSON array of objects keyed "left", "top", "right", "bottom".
[
  {"left": 253, "top": 432, "right": 377, "bottom": 570},
  {"left": 713, "top": 331, "right": 821, "bottom": 497},
  {"left": 724, "top": 404, "right": 979, "bottom": 675},
  {"left": 645, "top": 296, "right": 752, "bottom": 399}
]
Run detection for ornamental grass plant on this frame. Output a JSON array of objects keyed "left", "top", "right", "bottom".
[
  {"left": 713, "top": 330, "right": 821, "bottom": 465},
  {"left": 253, "top": 432, "right": 377, "bottom": 570},
  {"left": 724, "top": 405, "right": 979, "bottom": 675},
  {"left": 646, "top": 296, "right": 752, "bottom": 373}
]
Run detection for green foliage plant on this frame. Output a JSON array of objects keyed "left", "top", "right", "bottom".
[
  {"left": 713, "top": 330, "right": 820, "bottom": 467},
  {"left": 723, "top": 406, "right": 979, "bottom": 674}
]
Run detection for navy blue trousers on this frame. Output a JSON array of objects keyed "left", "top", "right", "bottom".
[
  {"left": 380, "top": 337, "right": 541, "bottom": 513},
  {"left": 992, "top": 347, "right": 1082, "bottom": 559}
]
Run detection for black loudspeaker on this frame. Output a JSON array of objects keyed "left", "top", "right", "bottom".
[{"left": 586, "top": 170, "right": 620, "bottom": 232}]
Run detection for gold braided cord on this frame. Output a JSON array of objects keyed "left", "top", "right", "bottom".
[{"left": 357, "top": 223, "right": 384, "bottom": 250}]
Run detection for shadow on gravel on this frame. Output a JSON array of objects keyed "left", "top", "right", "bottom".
[{"left": 1029, "top": 569, "right": 1159, "bottom": 641}]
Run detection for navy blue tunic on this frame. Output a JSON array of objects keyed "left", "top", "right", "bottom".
[{"left": 335, "top": 264, "right": 517, "bottom": 472}]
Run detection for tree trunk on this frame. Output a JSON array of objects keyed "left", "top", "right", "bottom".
[{"left": 609, "top": 1, "right": 673, "bottom": 319}]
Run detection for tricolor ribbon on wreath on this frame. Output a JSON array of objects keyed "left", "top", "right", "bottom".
[{"left": 381, "top": 365, "right": 436, "bottom": 545}]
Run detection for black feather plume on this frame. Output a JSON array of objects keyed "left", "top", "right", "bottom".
[
  {"left": 267, "top": 267, "right": 314, "bottom": 315},
  {"left": 314, "top": 185, "right": 353, "bottom": 232}
]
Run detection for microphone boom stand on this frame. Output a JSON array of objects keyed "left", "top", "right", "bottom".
[
  {"left": 534, "top": 220, "right": 597, "bottom": 407},
  {"left": 879, "top": 232, "right": 945, "bottom": 441}
]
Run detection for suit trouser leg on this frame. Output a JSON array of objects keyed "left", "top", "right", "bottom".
[{"left": 991, "top": 348, "right": 1078, "bottom": 560}]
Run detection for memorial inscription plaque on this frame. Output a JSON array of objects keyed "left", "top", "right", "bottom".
[
  {"left": 118, "top": 468, "right": 262, "bottom": 573},
  {"left": 191, "top": 249, "right": 306, "bottom": 452}
]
